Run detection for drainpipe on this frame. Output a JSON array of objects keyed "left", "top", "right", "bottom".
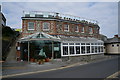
[
  {"left": 52, "top": 41, "right": 54, "bottom": 60},
  {"left": 28, "top": 40, "right": 30, "bottom": 63}
]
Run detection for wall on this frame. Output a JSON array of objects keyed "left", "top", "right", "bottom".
[
  {"left": 62, "top": 53, "right": 104, "bottom": 63},
  {"left": 22, "top": 19, "right": 100, "bottom": 39},
  {"left": 105, "top": 43, "right": 120, "bottom": 54}
]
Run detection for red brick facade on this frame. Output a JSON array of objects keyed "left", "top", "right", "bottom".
[{"left": 21, "top": 14, "right": 100, "bottom": 39}]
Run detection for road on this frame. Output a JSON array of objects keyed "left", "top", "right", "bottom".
[{"left": 2, "top": 56, "right": 120, "bottom": 79}]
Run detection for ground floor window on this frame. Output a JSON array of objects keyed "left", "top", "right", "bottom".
[
  {"left": 69, "top": 46, "right": 75, "bottom": 55},
  {"left": 62, "top": 42, "right": 104, "bottom": 56},
  {"left": 81, "top": 46, "right": 85, "bottom": 54},
  {"left": 86, "top": 46, "right": 90, "bottom": 53},
  {"left": 63, "top": 46, "right": 68, "bottom": 55},
  {"left": 76, "top": 46, "right": 80, "bottom": 54}
]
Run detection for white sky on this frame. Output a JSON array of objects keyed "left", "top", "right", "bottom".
[{"left": 1, "top": 1, "right": 119, "bottom": 38}]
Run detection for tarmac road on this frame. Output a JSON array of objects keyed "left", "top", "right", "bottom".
[{"left": 2, "top": 56, "right": 120, "bottom": 79}]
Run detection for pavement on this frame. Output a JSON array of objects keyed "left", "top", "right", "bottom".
[{"left": 2, "top": 55, "right": 118, "bottom": 78}]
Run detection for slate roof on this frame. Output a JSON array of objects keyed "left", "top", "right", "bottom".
[{"left": 105, "top": 37, "right": 120, "bottom": 44}]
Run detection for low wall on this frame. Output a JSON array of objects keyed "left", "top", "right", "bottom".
[{"left": 62, "top": 53, "right": 105, "bottom": 63}]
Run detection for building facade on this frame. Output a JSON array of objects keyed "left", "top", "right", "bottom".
[
  {"left": 21, "top": 11, "right": 100, "bottom": 39},
  {"left": 17, "top": 11, "right": 104, "bottom": 61},
  {"left": 0, "top": 12, "right": 6, "bottom": 27},
  {"left": 105, "top": 35, "right": 120, "bottom": 54}
]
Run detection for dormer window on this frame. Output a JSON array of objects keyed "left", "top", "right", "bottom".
[
  {"left": 43, "top": 22, "right": 50, "bottom": 31},
  {"left": 64, "top": 24, "right": 69, "bottom": 32}
]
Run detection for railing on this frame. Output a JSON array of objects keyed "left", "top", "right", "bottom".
[{"left": 22, "top": 11, "right": 98, "bottom": 25}]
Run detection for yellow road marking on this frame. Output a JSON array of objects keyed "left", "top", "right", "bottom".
[
  {"left": 106, "top": 71, "right": 120, "bottom": 78},
  {"left": 1, "top": 62, "right": 84, "bottom": 78},
  {"left": 2, "top": 67, "right": 26, "bottom": 69}
]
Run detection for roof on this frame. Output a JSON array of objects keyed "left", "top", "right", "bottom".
[
  {"left": 18, "top": 32, "right": 61, "bottom": 42},
  {"left": 105, "top": 37, "right": 120, "bottom": 44},
  {"left": 22, "top": 11, "right": 98, "bottom": 25},
  {"left": 60, "top": 36, "right": 103, "bottom": 43},
  {"left": 18, "top": 32, "right": 103, "bottom": 43}
]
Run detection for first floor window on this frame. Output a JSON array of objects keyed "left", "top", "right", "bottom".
[
  {"left": 43, "top": 22, "right": 50, "bottom": 31},
  {"left": 76, "top": 46, "right": 80, "bottom": 54},
  {"left": 69, "top": 46, "right": 74, "bottom": 55},
  {"left": 81, "top": 27, "right": 84, "bottom": 33},
  {"left": 28, "top": 22, "right": 34, "bottom": 30},
  {"left": 75, "top": 26, "right": 79, "bottom": 32},
  {"left": 89, "top": 27, "right": 93, "bottom": 34},
  {"left": 63, "top": 46, "right": 68, "bottom": 55},
  {"left": 64, "top": 24, "right": 69, "bottom": 32}
]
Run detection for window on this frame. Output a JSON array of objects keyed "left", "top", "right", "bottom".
[
  {"left": 101, "top": 46, "right": 103, "bottom": 52},
  {"left": 75, "top": 26, "right": 79, "bottom": 32},
  {"left": 86, "top": 43, "right": 90, "bottom": 45},
  {"left": 117, "top": 44, "right": 119, "bottom": 47},
  {"left": 81, "top": 43, "right": 85, "bottom": 45},
  {"left": 76, "top": 46, "right": 80, "bottom": 54},
  {"left": 81, "top": 27, "right": 84, "bottom": 33},
  {"left": 69, "top": 46, "right": 74, "bottom": 55},
  {"left": 28, "top": 22, "right": 34, "bottom": 30},
  {"left": 89, "top": 27, "right": 93, "bottom": 34},
  {"left": 43, "top": 22, "right": 50, "bottom": 31},
  {"left": 95, "top": 46, "right": 97, "bottom": 53},
  {"left": 98, "top": 46, "right": 101, "bottom": 53},
  {"left": 69, "top": 43, "right": 74, "bottom": 45},
  {"left": 81, "top": 46, "right": 85, "bottom": 54},
  {"left": 91, "top": 46, "right": 95, "bottom": 53},
  {"left": 63, "top": 43, "right": 68, "bottom": 45},
  {"left": 112, "top": 44, "right": 114, "bottom": 47},
  {"left": 75, "top": 43, "right": 80, "bottom": 45},
  {"left": 64, "top": 24, "right": 69, "bottom": 32},
  {"left": 63, "top": 46, "right": 68, "bottom": 55},
  {"left": 86, "top": 46, "right": 90, "bottom": 53}
]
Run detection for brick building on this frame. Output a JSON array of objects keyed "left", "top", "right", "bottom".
[
  {"left": 17, "top": 11, "right": 104, "bottom": 61},
  {"left": 21, "top": 11, "right": 100, "bottom": 39}
]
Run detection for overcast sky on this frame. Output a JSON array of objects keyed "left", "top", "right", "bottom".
[{"left": 2, "top": 2, "right": 118, "bottom": 38}]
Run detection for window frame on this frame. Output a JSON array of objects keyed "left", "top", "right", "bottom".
[
  {"left": 89, "top": 27, "right": 93, "bottom": 34},
  {"left": 64, "top": 24, "right": 69, "bottom": 32},
  {"left": 75, "top": 26, "right": 79, "bottom": 32},
  {"left": 28, "top": 22, "right": 35, "bottom": 30},
  {"left": 42, "top": 22, "right": 50, "bottom": 31},
  {"left": 81, "top": 27, "right": 85, "bottom": 33}
]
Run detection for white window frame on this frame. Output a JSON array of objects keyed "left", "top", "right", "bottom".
[
  {"left": 28, "top": 22, "right": 35, "bottom": 30},
  {"left": 81, "top": 27, "right": 85, "bottom": 33},
  {"left": 43, "top": 22, "right": 50, "bottom": 31},
  {"left": 75, "top": 26, "right": 79, "bottom": 32},
  {"left": 89, "top": 27, "right": 93, "bottom": 34},
  {"left": 61, "top": 42, "right": 104, "bottom": 57},
  {"left": 64, "top": 24, "right": 69, "bottom": 32}
]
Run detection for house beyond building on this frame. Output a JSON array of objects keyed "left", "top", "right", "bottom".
[
  {"left": 104, "top": 35, "right": 120, "bottom": 54},
  {"left": 17, "top": 11, "right": 104, "bottom": 61}
]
